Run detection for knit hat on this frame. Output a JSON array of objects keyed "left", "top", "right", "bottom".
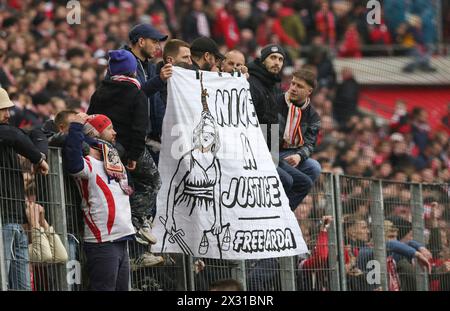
[
  {"left": 0, "top": 88, "right": 14, "bottom": 110},
  {"left": 108, "top": 50, "right": 137, "bottom": 76},
  {"left": 260, "top": 44, "right": 286, "bottom": 62},
  {"left": 84, "top": 114, "right": 112, "bottom": 137},
  {"left": 387, "top": 216, "right": 412, "bottom": 240}
]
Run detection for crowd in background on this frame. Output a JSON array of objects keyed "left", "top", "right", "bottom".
[
  {"left": 1, "top": 0, "right": 449, "bottom": 184},
  {"left": 0, "top": 0, "right": 449, "bottom": 291}
]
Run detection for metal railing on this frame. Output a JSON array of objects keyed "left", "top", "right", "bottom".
[{"left": 1, "top": 148, "right": 448, "bottom": 291}]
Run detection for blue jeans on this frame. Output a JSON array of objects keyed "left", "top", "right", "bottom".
[
  {"left": 2, "top": 223, "right": 31, "bottom": 290},
  {"left": 278, "top": 151, "right": 321, "bottom": 210}
]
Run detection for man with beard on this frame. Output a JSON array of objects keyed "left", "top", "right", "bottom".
[
  {"left": 107, "top": 24, "right": 170, "bottom": 262},
  {"left": 246, "top": 45, "right": 289, "bottom": 291},
  {"left": 190, "top": 36, "right": 224, "bottom": 72},
  {"left": 248, "top": 44, "right": 285, "bottom": 148},
  {"left": 247, "top": 44, "right": 303, "bottom": 209}
]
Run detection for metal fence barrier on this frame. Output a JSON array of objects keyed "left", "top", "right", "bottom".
[
  {"left": 1, "top": 148, "right": 448, "bottom": 291},
  {"left": 1, "top": 147, "right": 68, "bottom": 291}
]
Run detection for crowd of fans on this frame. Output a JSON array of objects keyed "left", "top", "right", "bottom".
[
  {"left": 0, "top": 0, "right": 449, "bottom": 291},
  {"left": 1, "top": 0, "right": 448, "bottom": 183}
]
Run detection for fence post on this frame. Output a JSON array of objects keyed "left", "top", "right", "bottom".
[
  {"left": 324, "top": 173, "right": 340, "bottom": 291},
  {"left": 50, "top": 148, "right": 69, "bottom": 291},
  {"left": 230, "top": 260, "right": 247, "bottom": 291},
  {"left": 0, "top": 209, "right": 7, "bottom": 290},
  {"left": 279, "top": 256, "right": 296, "bottom": 291},
  {"left": 371, "top": 180, "right": 388, "bottom": 291},
  {"left": 186, "top": 255, "right": 196, "bottom": 290},
  {"left": 333, "top": 174, "right": 347, "bottom": 291},
  {"left": 176, "top": 254, "right": 188, "bottom": 291},
  {"left": 411, "top": 183, "right": 428, "bottom": 291}
]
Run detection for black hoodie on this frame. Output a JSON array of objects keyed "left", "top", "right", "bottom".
[
  {"left": 248, "top": 59, "right": 282, "bottom": 125},
  {"left": 248, "top": 58, "right": 282, "bottom": 147},
  {"left": 87, "top": 79, "right": 147, "bottom": 162}
]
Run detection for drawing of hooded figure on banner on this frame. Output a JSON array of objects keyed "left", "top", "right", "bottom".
[{"left": 160, "top": 73, "right": 231, "bottom": 259}]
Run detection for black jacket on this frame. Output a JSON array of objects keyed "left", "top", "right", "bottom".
[
  {"left": 333, "top": 78, "right": 359, "bottom": 126},
  {"left": 106, "top": 45, "right": 166, "bottom": 138},
  {"left": 88, "top": 79, "right": 148, "bottom": 161},
  {"left": 248, "top": 59, "right": 282, "bottom": 125},
  {"left": 0, "top": 124, "right": 46, "bottom": 225},
  {"left": 276, "top": 94, "right": 321, "bottom": 161},
  {"left": 248, "top": 59, "right": 282, "bottom": 148}
]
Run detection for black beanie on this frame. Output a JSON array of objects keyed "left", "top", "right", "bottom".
[{"left": 260, "top": 44, "right": 286, "bottom": 62}]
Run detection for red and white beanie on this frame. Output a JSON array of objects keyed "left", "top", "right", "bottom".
[{"left": 83, "top": 114, "right": 112, "bottom": 138}]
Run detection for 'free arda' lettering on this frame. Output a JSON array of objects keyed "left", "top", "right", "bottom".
[{"left": 233, "top": 228, "right": 297, "bottom": 253}]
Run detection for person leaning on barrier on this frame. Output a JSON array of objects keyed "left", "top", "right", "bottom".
[
  {"left": 343, "top": 216, "right": 431, "bottom": 291},
  {"left": 64, "top": 113, "right": 135, "bottom": 291},
  {"left": 47, "top": 110, "right": 78, "bottom": 147},
  {"left": 23, "top": 201, "right": 68, "bottom": 264},
  {"left": 47, "top": 109, "right": 87, "bottom": 280},
  {"left": 297, "top": 215, "right": 332, "bottom": 291},
  {"left": 0, "top": 87, "right": 49, "bottom": 290},
  {"left": 385, "top": 215, "right": 432, "bottom": 291}
]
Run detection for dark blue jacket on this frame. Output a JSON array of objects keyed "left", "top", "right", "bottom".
[
  {"left": 356, "top": 239, "right": 425, "bottom": 272},
  {"left": 64, "top": 123, "right": 85, "bottom": 175},
  {"left": 106, "top": 46, "right": 166, "bottom": 138}
]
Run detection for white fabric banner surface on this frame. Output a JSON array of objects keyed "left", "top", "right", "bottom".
[{"left": 153, "top": 67, "right": 308, "bottom": 260}]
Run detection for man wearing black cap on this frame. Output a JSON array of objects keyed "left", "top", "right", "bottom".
[{"left": 190, "top": 36, "right": 224, "bottom": 71}]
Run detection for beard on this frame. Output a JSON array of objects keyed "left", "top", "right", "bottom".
[
  {"left": 268, "top": 66, "right": 281, "bottom": 74},
  {"left": 140, "top": 47, "right": 153, "bottom": 60},
  {"left": 201, "top": 62, "right": 213, "bottom": 71}
]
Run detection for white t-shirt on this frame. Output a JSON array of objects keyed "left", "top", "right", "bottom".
[{"left": 72, "top": 156, "right": 135, "bottom": 243}]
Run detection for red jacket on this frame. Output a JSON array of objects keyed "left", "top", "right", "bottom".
[
  {"left": 301, "top": 231, "right": 329, "bottom": 269},
  {"left": 315, "top": 10, "right": 336, "bottom": 47},
  {"left": 338, "top": 27, "right": 362, "bottom": 58},
  {"left": 213, "top": 8, "right": 240, "bottom": 49},
  {"left": 256, "top": 17, "right": 299, "bottom": 48}
]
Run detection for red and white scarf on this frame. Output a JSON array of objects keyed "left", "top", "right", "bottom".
[
  {"left": 111, "top": 75, "right": 141, "bottom": 89},
  {"left": 283, "top": 93, "right": 310, "bottom": 149}
]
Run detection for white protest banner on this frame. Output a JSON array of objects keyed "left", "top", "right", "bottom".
[{"left": 153, "top": 67, "right": 308, "bottom": 260}]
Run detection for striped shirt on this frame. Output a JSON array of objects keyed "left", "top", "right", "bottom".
[{"left": 72, "top": 155, "right": 135, "bottom": 243}]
